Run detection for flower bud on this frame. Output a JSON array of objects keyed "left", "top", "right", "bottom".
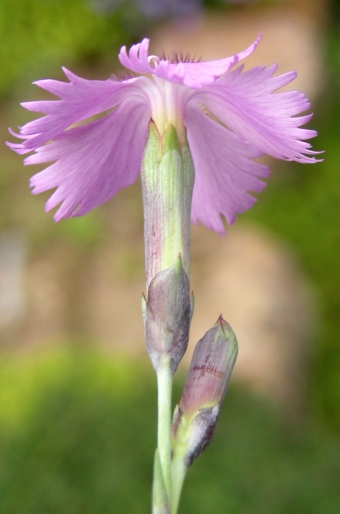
[
  {"left": 142, "top": 255, "right": 194, "bottom": 375},
  {"left": 171, "top": 316, "right": 238, "bottom": 466}
]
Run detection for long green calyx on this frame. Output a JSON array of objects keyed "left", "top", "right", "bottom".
[{"left": 141, "top": 121, "right": 195, "bottom": 289}]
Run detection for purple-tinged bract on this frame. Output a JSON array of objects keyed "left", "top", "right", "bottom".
[{"left": 8, "top": 36, "right": 320, "bottom": 234}]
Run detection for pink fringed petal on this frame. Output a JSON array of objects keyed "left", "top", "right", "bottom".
[
  {"left": 185, "top": 103, "right": 270, "bottom": 235},
  {"left": 8, "top": 69, "right": 145, "bottom": 154},
  {"left": 156, "top": 34, "right": 261, "bottom": 89},
  {"left": 196, "top": 64, "right": 320, "bottom": 162},
  {"left": 27, "top": 98, "right": 150, "bottom": 220},
  {"left": 119, "top": 39, "right": 154, "bottom": 75},
  {"left": 119, "top": 35, "right": 261, "bottom": 89}
]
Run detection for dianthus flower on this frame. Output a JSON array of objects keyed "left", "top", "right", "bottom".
[{"left": 8, "top": 36, "right": 319, "bottom": 234}]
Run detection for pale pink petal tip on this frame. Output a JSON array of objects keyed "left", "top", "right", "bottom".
[{"left": 118, "top": 38, "right": 152, "bottom": 75}]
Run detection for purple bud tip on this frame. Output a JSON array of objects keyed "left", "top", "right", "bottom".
[
  {"left": 172, "top": 316, "right": 238, "bottom": 465},
  {"left": 179, "top": 316, "right": 238, "bottom": 417}
]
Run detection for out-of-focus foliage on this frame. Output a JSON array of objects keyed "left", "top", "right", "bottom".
[
  {"left": 0, "top": 0, "right": 127, "bottom": 97},
  {"left": 0, "top": 349, "right": 339, "bottom": 513},
  {"left": 0, "top": 350, "right": 155, "bottom": 513},
  {"left": 244, "top": 20, "right": 340, "bottom": 432},
  {"left": 91, "top": 0, "right": 202, "bottom": 19},
  {"left": 0, "top": 0, "right": 278, "bottom": 98}
]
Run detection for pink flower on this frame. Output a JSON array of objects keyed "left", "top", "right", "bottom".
[{"left": 8, "top": 36, "right": 319, "bottom": 234}]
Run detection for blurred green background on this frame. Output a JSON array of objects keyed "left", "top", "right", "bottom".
[{"left": 0, "top": 0, "right": 340, "bottom": 512}]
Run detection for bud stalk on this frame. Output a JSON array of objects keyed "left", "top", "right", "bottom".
[{"left": 170, "top": 316, "right": 238, "bottom": 512}]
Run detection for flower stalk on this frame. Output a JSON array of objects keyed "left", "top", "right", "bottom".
[
  {"left": 141, "top": 121, "right": 195, "bottom": 512},
  {"left": 155, "top": 356, "right": 173, "bottom": 505}
]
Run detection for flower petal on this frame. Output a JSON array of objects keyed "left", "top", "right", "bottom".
[
  {"left": 119, "top": 39, "right": 154, "bottom": 75},
  {"left": 27, "top": 97, "right": 150, "bottom": 221},
  {"left": 119, "top": 35, "right": 261, "bottom": 89},
  {"left": 156, "top": 34, "right": 261, "bottom": 89},
  {"left": 185, "top": 103, "right": 270, "bottom": 235},
  {"left": 8, "top": 68, "right": 144, "bottom": 154},
  {"left": 197, "top": 64, "right": 320, "bottom": 162}
]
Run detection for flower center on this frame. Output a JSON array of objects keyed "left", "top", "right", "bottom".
[
  {"left": 159, "top": 51, "right": 202, "bottom": 65},
  {"left": 143, "top": 76, "right": 188, "bottom": 145},
  {"left": 148, "top": 55, "right": 160, "bottom": 69},
  {"left": 147, "top": 52, "right": 202, "bottom": 70}
]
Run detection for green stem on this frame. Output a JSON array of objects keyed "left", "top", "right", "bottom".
[
  {"left": 170, "top": 451, "right": 187, "bottom": 514},
  {"left": 156, "top": 356, "right": 173, "bottom": 503}
]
